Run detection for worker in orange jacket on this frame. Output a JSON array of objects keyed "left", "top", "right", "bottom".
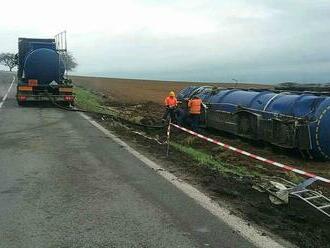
[
  {"left": 188, "top": 96, "right": 207, "bottom": 130},
  {"left": 162, "top": 91, "right": 178, "bottom": 122}
]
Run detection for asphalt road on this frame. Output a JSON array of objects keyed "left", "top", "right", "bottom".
[{"left": 0, "top": 73, "right": 256, "bottom": 248}]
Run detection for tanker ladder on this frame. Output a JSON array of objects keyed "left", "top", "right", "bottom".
[
  {"left": 290, "top": 184, "right": 330, "bottom": 218},
  {"left": 254, "top": 177, "right": 330, "bottom": 218}
]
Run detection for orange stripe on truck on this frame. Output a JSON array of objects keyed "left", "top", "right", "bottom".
[
  {"left": 59, "top": 87, "right": 73, "bottom": 93},
  {"left": 18, "top": 86, "right": 33, "bottom": 91}
]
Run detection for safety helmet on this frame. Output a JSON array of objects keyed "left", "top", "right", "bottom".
[{"left": 169, "top": 91, "right": 175, "bottom": 97}]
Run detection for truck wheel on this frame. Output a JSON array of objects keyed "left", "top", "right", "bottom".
[
  {"left": 61, "top": 102, "right": 71, "bottom": 107},
  {"left": 17, "top": 101, "right": 25, "bottom": 106}
]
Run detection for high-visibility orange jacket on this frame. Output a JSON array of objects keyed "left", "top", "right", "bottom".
[
  {"left": 188, "top": 98, "right": 202, "bottom": 114},
  {"left": 165, "top": 96, "right": 177, "bottom": 107}
]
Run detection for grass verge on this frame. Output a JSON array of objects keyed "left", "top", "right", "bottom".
[
  {"left": 74, "top": 86, "right": 113, "bottom": 115},
  {"left": 171, "top": 141, "right": 263, "bottom": 178}
]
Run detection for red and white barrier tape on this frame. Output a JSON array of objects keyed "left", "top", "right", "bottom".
[{"left": 171, "top": 123, "right": 330, "bottom": 184}]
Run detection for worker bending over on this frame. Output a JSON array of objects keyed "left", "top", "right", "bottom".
[
  {"left": 163, "top": 91, "right": 178, "bottom": 122},
  {"left": 188, "top": 96, "right": 207, "bottom": 131}
]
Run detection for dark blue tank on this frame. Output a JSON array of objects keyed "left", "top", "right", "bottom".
[
  {"left": 24, "top": 48, "right": 65, "bottom": 85},
  {"left": 177, "top": 86, "right": 330, "bottom": 160}
]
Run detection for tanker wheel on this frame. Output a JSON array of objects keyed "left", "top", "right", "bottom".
[{"left": 61, "top": 102, "right": 70, "bottom": 107}]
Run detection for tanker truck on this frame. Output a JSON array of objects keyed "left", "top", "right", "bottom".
[
  {"left": 176, "top": 86, "right": 330, "bottom": 160},
  {"left": 16, "top": 37, "right": 74, "bottom": 106}
]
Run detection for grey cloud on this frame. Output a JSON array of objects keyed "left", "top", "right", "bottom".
[
  {"left": 74, "top": 1, "right": 330, "bottom": 83},
  {"left": 1, "top": 0, "right": 329, "bottom": 84}
]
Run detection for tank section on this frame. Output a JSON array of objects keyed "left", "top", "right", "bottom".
[
  {"left": 17, "top": 38, "right": 56, "bottom": 80},
  {"left": 18, "top": 38, "right": 65, "bottom": 84},
  {"left": 177, "top": 86, "right": 330, "bottom": 160},
  {"left": 24, "top": 48, "right": 64, "bottom": 84}
]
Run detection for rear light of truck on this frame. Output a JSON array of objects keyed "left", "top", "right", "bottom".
[
  {"left": 18, "top": 86, "right": 33, "bottom": 91},
  {"left": 64, "top": 95, "right": 74, "bottom": 101},
  {"left": 18, "top": 96, "right": 27, "bottom": 101}
]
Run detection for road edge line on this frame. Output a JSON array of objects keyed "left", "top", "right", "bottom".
[
  {"left": 0, "top": 76, "right": 15, "bottom": 109},
  {"left": 80, "top": 112, "right": 294, "bottom": 248}
]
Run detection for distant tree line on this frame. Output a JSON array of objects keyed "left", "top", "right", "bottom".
[{"left": 60, "top": 52, "right": 78, "bottom": 71}]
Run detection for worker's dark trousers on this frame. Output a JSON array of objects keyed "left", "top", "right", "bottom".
[
  {"left": 163, "top": 107, "right": 176, "bottom": 122},
  {"left": 190, "top": 114, "right": 200, "bottom": 131}
]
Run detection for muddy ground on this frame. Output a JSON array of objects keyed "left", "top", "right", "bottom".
[{"left": 73, "top": 76, "right": 330, "bottom": 248}]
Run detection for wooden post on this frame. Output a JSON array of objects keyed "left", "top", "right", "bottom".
[{"left": 166, "top": 119, "right": 171, "bottom": 157}]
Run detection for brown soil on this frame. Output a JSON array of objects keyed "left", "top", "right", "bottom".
[
  {"left": 72, "top": 75, "right": 330, "bottom": 248},
  {"left": 71, "top": 75, "right": 272, "bottom": 104}
]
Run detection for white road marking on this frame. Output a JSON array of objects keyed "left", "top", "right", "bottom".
[
  {"left": 80, "top": 112, "right": 294, "bottom": 248},
  {"left": 0, "top": 76, "right": 15, "bottom": 109}
]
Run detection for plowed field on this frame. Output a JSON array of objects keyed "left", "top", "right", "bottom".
[{"left": 71, "top": 75, "right": 271, "bottom": 104}]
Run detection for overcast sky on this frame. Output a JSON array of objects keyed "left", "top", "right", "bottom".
[{"left": 0, "top": 0, "right": 329, "bottom": 83}]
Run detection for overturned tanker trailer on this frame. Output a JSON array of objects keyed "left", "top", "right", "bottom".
[{"left": 176, "top": 86, "right": 330, "bottom": 160}]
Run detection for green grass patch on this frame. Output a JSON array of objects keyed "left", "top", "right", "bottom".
[
  {"left": 171, "top": 142, "right": 262, "bottom": 178},
  {"left": 74, "top": 86, "right": 113, "bottom": 115}
]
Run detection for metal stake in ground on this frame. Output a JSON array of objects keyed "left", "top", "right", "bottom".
[{"left": 166, "top": 119, "right": 171, "bottom": 157}]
